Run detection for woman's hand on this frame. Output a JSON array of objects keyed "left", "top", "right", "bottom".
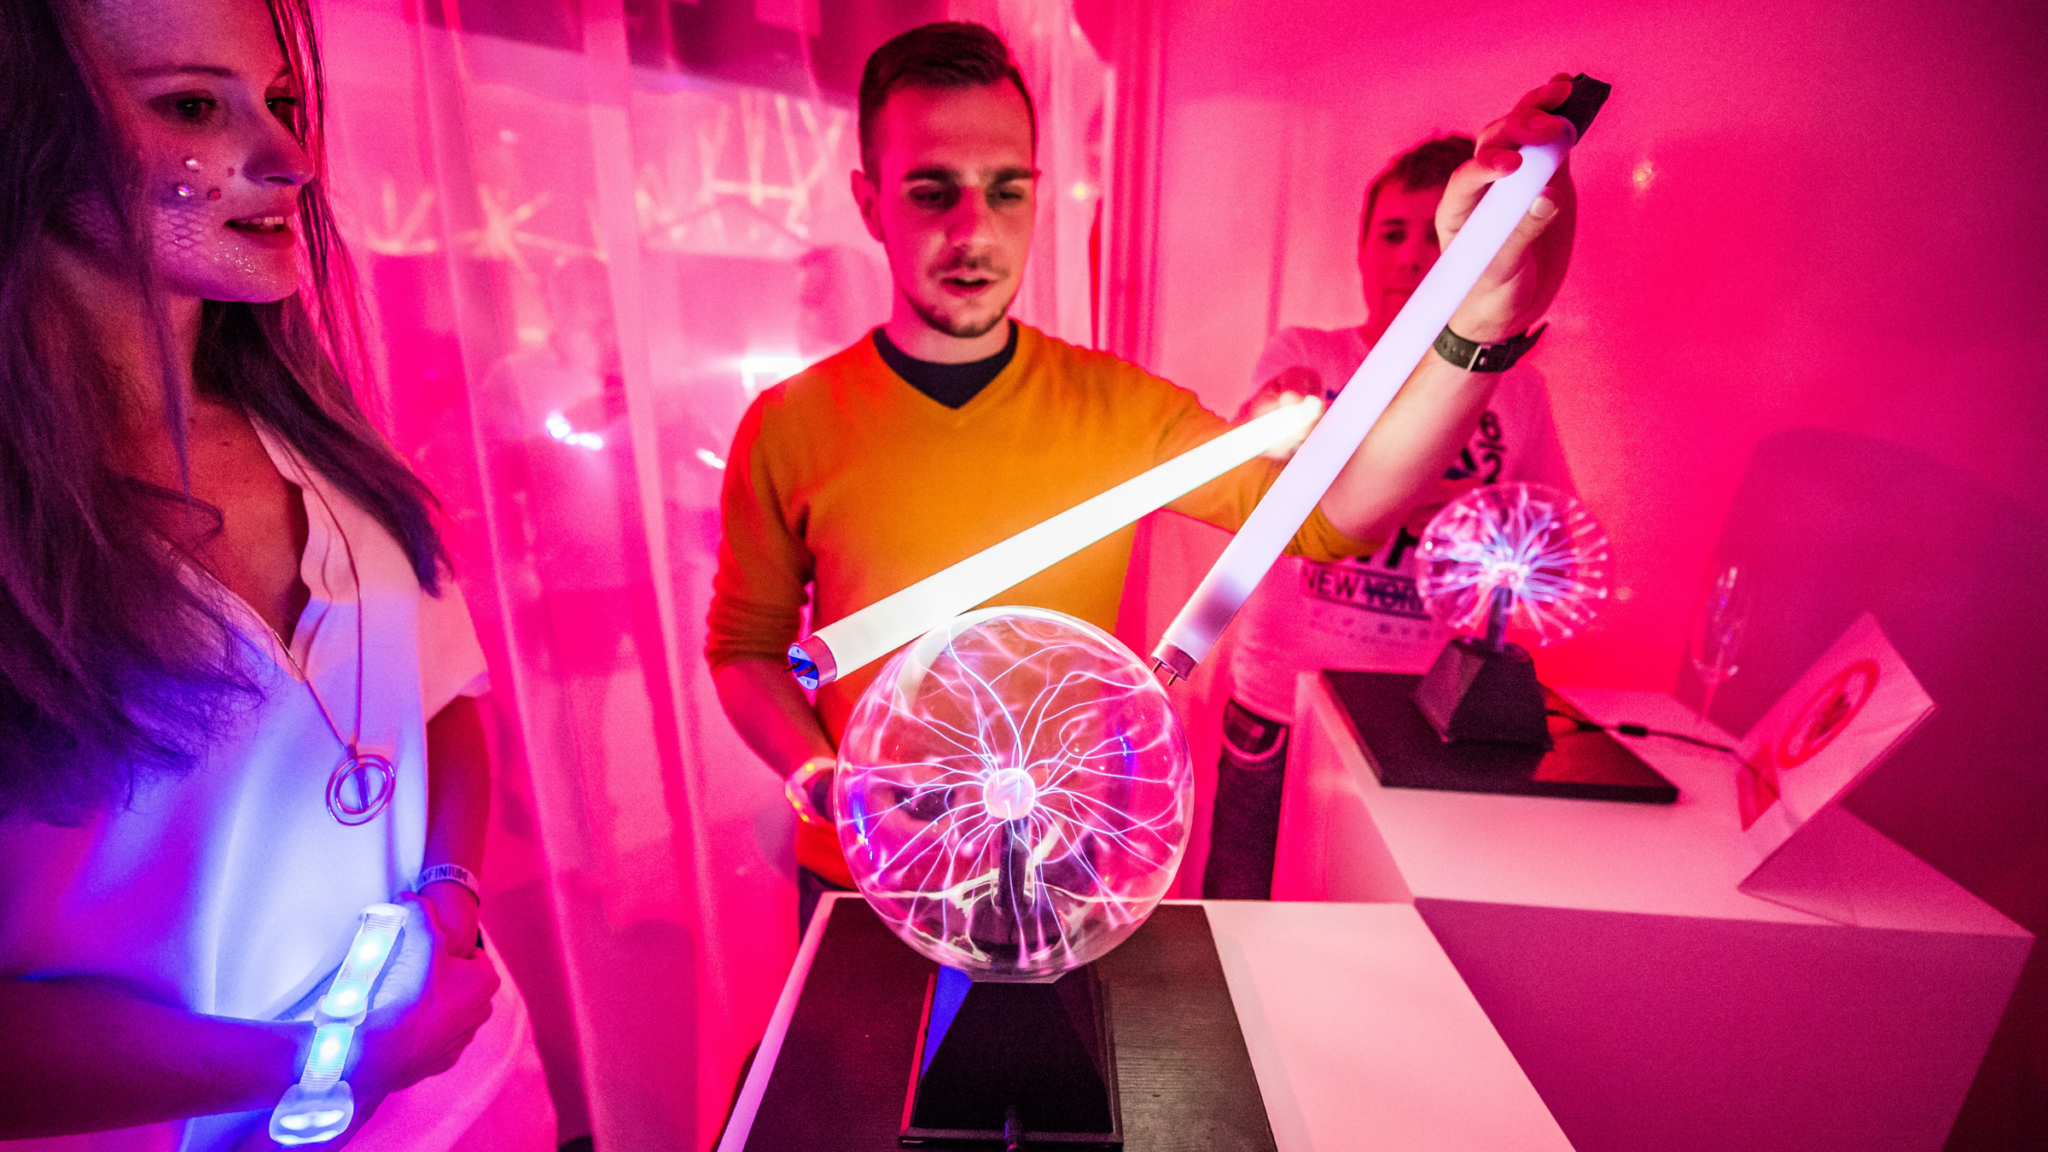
[
  {"left": 1439, "top": 75, "right": 1581, "bottom": 344},
  {"left": 219, "top": 893, "right": 497, "bottom": 1150},
  {"left": 419, "top": 880, "right": 482, "bottom": 960}
]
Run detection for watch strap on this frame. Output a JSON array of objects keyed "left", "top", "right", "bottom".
[{"left": 1433, "top": 322, "right": 1547, "bottom": 373}]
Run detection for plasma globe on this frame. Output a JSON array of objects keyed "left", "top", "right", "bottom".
[
  {"left": 1417, "top": 482, "right": 1611, "bottom": 648},
  {"left": 835, "top": 608, "right": 1193, "bottom": 981}
]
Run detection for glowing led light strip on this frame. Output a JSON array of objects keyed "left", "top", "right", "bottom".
[
  {"left": 788, "top": 398, "right": 1322, "bottom": 688},
  {"left": 1152, "top": 76, "right": 1610, "bottom": 679},
  {"left": 269, "top": 903, "right": 406, "bottom": 1145}
]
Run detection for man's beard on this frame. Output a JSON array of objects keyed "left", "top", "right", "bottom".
[
  {"left": 907, "top": 264, "right": 1017, "bottom": 339},
  {"left": 909, "top": 296, "right": 1012, "bottom": 340}
]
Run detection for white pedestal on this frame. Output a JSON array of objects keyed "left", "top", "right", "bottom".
[
  {"left": 722, "top": 896, "right": 1573, "bottom": 1152},
  {"left": 1273, "top": 678, "right": 2032, "bottom": 1152},
  {"left": 1204, "top": 901, "right": 1571, "bottom": 1152}
]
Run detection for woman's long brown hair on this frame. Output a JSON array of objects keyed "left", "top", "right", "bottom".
[{"left": 0, "top": 0, "right": 446, "bottom": 821}]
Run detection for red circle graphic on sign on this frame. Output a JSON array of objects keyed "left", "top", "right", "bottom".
[{"left": 1775, "top": 659, "right": 1880, "bottom": 769}]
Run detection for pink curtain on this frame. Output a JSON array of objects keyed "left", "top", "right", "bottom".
[{"left": 313, "top": 1, "right": 1108, "bottom": 1146}]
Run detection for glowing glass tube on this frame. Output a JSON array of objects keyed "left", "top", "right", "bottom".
[
  {"left": 270, "top": 903, "right": 406, "bottom": 1145},
  {"left": 788, "top": 397, "right": 1322, "bottom": 689},
  {"left": 1152, "top": 77, "right": 1609, "bottom": 679}
]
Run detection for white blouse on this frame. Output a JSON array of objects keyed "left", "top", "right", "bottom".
[{"left": 0, "top": 426, "right": 517, "bottom": 1150}]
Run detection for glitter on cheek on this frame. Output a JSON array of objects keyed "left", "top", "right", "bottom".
[
  {"left": 150, "top": 199, "right": 302, "bottom": 301},
  {"left": 153, "top": 200, "right": 211, "bottom": 254}
]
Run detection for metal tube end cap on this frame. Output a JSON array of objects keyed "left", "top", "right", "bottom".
[
  {"left": 787, "top": 639, "right": 837, "bottom": 690},
  {"left": 1149, "top": 642, "right": 1197, "bottom": 684}
]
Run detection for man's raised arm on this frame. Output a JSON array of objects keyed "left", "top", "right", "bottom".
[{"left": 1312, "top": 76, "right": 1580, "bottom": 544}]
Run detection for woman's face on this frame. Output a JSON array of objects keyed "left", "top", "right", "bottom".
[{"left": 81, "top": 0, "right": 313, "bottom": 303}]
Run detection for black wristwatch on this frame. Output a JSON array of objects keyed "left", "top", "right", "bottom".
[{"left": 1433, "top": 322, "right": 1547, "bottom": 373}]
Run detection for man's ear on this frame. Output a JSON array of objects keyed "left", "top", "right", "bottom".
[{"left": 851, "top": 169, "right": 885, "bottom": 243}]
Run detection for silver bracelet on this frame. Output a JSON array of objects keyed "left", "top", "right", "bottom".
[{"left": 783, "top": 755, "right": 838, "bottom": 826}]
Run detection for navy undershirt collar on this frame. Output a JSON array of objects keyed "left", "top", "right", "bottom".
[{"left": 873, "top": 321, "right": 1018, "bottom": 409}]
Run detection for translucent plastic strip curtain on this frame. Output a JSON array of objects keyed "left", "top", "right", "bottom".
[
  {"left": 319, "top": 3, "right": 702, "bottom": 1145},
  {"left": 1080, "top": 0, "right": 1165, "bottom": 369},
  {"left": 965, "top": 0, "right": 1106, "bottom": 345},
  {"left": 317, "top": 1, "right": 1109, "bottom": 1147},
  {"left": 378, "top": 2, "right": 617, "bottom": 1142},
  {"left": 577, "top": 0, "right": 746, "bottom": 1140}
]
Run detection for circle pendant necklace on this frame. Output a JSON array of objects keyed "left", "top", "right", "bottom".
[{"left": 278, "top": 458, "right": 393, "bottom": 827}]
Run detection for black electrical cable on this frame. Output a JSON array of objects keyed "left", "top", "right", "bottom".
[
  {"left": 1004, "top": 1104, "right": 1025, "bottom": 1151},
  {"left": 1545, "top": 709, "right": 1739, "bottom": 756}
]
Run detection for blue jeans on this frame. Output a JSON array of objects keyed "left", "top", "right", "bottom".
[{"left": 1201, "top": 698, "right": 1292, "bottom": 900}]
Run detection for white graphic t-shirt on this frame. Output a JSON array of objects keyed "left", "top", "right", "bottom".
[{"left": 1227, "top": 325, "right": 1576, "bottom": 721}]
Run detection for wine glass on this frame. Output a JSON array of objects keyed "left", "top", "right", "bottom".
[{"left": 1688, "top": 564, "right": 1752, "bottom": 726}]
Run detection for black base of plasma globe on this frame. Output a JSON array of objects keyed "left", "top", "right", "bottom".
[
  {"left": 901, "top": 964, "right": 1122, "bottom": 1146},
  {"left": 1412, "top": 635, "right": 1556, "bottom": 749}
]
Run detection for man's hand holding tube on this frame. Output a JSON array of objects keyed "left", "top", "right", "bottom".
[
  {"left": 1441, "top": 75, "right": 1581, "bottom": 343},
  {"left": 1238, "top": 370, "right": 1327, "bottom": 460},
  {"left": 1305, "top": 73, "right": 1582, "bottom": 550}
]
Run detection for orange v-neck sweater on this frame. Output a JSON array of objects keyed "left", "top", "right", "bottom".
[{"left": 709, "top": 323, "right": 1371, "bottom": 885}]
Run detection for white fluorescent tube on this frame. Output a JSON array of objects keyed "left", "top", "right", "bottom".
[
  {"left": 788, "top": 397, "right": 1323, "bottom": 689},
  {"left": 1152, "top": 76, "right": 1609, "bottom": 680}
]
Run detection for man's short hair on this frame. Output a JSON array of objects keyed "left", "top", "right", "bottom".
[
  {"left": 858, "top": 22, "right": 1037, "bottom": 173},
  {"left": 1359, "top": 135, "right": 1476, "bottom": 245}
]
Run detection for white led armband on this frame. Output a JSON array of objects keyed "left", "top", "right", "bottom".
[{"left": 269, "top": 903, "right": 406, "bottom": 1145}]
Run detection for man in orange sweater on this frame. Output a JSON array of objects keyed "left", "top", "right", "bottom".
[{"left": 707, "top": 22, "right": 1582, "bottom": 929}]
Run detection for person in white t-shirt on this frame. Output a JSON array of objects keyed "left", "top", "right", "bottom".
[
  {"left": 1205, "top": 136, "right": 1578, "bottom": 899},
  {"left": 0, "top": 0, "right": 553, "bottom": 1147}
]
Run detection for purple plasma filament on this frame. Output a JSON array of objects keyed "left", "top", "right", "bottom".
[
  {"left": 1417, "top": 481, "right": 1611, "bottom": 649},
  {"left": 836, "top": 607, "right": 1193, "bottom": 981}
]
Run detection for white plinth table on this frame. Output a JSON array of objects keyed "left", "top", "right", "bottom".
[
  {"left": 722, "top": 894, "right": 1573, "bottom": 1152},
  {"left": 1273, "top": 677, "right": 2032, "bottom": 1152}
]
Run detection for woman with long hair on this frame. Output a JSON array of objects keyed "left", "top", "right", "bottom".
[{"left": 0, "top": 0, "right": 553, "bottom": 1146}]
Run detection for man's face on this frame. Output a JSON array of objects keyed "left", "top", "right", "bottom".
[
  {"left": 853, "top": 82, "right": 1037, "bottom": 341},
  {"left": 1358, "top": 183, "right": 1447, "bottom": 323}
]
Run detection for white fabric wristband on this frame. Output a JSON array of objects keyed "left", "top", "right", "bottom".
[{"left": 415, "top": 863, "right": 480, "bottom": 904}]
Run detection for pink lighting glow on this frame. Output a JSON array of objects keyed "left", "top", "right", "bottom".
[{"left": 279, "top": 0, "right": 2048, "bottom": 1146}]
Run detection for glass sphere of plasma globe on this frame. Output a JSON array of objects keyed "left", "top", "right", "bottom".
[
  {"left": 1417, "top": 482, "right": 1611, "bottom": 648},
  {"left": 835, "top": 607, "right": 1194, "bottom": 981}
]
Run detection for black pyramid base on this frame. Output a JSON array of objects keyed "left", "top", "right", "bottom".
[{"left": 901, "top": 964, "right": 1121, "bottom": 1145}]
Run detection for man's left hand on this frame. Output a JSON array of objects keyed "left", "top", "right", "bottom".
[{"left": 1439, "top": 74, "right": 1580, "bottom": 344}]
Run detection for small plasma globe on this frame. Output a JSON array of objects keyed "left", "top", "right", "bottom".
[
  {"left": 835, "top": 607, "right": 1193, "bottom": 981},
  {"left": 1417, "top": 482, "right": 1611, "bottom": 648}
]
